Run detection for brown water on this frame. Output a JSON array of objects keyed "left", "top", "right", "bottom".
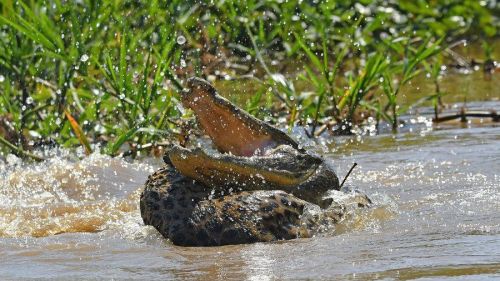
[{"left": 1, "top": 67, "right": 500, "bottom": 279}]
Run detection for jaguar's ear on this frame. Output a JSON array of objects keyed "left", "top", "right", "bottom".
[
  {"left": 162, "top": 144, "right": 175, "bottom": 165},
  {"left": 162, "top": 153, "right": 172, "bottom": 165}
]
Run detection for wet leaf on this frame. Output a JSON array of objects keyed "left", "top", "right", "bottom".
[
  {"left": 64, "top": 109, "right": 92, "bottom": 155},
  {"left": 108, "top": 126, "right": 140, "bottom": 156}
]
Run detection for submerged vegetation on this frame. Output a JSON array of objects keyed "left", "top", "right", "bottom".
[{"left": 0, "top": 0, "right": 498, "bottom": 159}]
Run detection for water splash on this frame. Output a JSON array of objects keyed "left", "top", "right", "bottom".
[{"left": 0, "top": 150, "right": 156, "bottom": 238}]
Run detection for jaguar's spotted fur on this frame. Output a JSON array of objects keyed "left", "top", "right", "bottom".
[{"left": 140, "top": 164, "right": 346, "bottom": 246}]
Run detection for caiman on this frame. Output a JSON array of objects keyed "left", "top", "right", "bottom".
[{"left": 140, "top": 78, "right": 370, "bottom": 246}]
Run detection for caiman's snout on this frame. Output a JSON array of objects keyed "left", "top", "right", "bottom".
[{"left": 182, "top": 77, "right": 217, "bottom": 109}]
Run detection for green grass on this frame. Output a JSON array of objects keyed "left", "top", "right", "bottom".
[{"left": 0, "top": 0, "right": 498, "bottom": 160}]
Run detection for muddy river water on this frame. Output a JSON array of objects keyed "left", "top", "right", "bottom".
[{"left": 1, "top": 71, "right": 499, "bottom": 279}]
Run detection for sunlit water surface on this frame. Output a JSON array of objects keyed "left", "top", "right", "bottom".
[{"left": 1, "top": 102, "right": 499, "bottom": 280}]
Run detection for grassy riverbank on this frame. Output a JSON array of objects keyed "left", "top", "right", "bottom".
[{"left": 0, "top": 1, "right": 499, "bottom": 159}]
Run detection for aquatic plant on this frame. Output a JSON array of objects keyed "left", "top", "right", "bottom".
[
  {"left": 380, "top": 37, "right": 444, "bottom": 131},
  {"left": 0, "top": 0, "right": 498, "bottom": 159}
]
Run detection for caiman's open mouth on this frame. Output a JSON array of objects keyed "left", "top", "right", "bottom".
[{"left": 169, "top": 77, "right": 320, "bottom": 190}]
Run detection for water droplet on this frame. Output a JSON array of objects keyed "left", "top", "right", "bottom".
[
  {"left": 80, "top": 54, "right": 89, "bottom": 62},
  {"left": 176, "top": 35, "right": 186, "bottom": 45}
]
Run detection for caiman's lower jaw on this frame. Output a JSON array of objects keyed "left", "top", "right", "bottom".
[{"left": 168, "top": 145, "right": 320, "bottom": 191}]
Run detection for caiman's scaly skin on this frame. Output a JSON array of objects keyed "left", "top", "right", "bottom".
[{"left": 140, "top": 78, "right": 365, "bottom": 246}]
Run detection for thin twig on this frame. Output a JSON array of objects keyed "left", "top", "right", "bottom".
[
  {"left": 303, "top": 127, "right": 312, "bottom": 138},
  {"left": 314, "top": 123, "right": 328, "bottom": 137},
  {"left": 432, "top": 110, "right": 498, "bottom": 123},
  {"left": 0, "top": 136, "right": 45, "bottom": 162},
  {"left": 340, "top": 162, "right": 357, "bottom": 189}
]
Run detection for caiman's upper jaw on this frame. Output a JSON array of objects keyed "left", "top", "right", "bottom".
[
  {"left": 182, "top": 77, "right": 217, "bottom": 109},
  {"left": 182, "top": 77, "right": 300, "bottom": 157}
]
